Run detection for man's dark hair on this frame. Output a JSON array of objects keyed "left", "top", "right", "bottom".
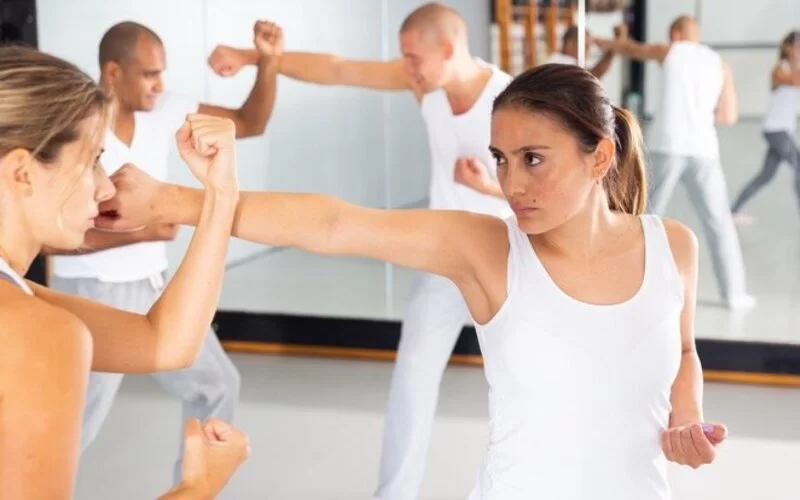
[
  {"left": 562, "top": 26, "right": 579, "bottom": 48},
  {"left": 98, "top": 21, "right": 162, "bottom": 67}
]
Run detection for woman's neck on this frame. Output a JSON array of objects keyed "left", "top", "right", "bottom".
[
  {"left": 0, "top": 223, "right": 40, "bottom": 278},
  {"left": 533, "top": 187, "right": 627, "bottom": 262}
]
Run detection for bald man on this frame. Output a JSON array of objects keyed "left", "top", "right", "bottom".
[
  {"left": 45, "top": 20, "right": 280, "bottom": 483},
  {"left": 209, "top": 4, "right": 511, "bottom": 498},
  {"left": 596, "top": 15, "right": 754, "bottom": 310}
]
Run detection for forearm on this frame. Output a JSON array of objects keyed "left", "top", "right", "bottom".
[
  {"left": 589, "top": 51, "right": 615, "bottom": 79},
  {"left": 160, "top": 184, "right": 340, "bottom": 252},
  {"left": 159, "top": 483, "right": 211, "bottom": 500},
  {"left": 237, "top": 57, "right": 280, "bottom": 136},
  {"left": 715, "top": 85, "right": 738, "bottom": 124},
  {"left": 277, "top": 52, "right": 344, "bottom": 84},
  {"left": 669, "top": 350, "right": 704, "bottom": 426},
  {"left": 476, "top": 179, "right": 505, "bottom": 199},
  {"left": 146, "top": 189, "right": 238, "bottom": 366},
  {"left": 40, "top": 228, "right": 147, "bottom": 256}
]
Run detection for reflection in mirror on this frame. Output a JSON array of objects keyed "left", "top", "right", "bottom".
[{"left": 635, "top": 0, "right": 800, "bottom": 347}]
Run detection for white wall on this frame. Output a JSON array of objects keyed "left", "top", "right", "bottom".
[
  {"left": 35, "top": 0, "right": 492, "bottom": 277},
  {"left": 644, "top": 0, "right": 800, "bottom": 118}
]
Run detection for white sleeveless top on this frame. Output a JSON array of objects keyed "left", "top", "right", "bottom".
[
  {"left": 647, "top": 41, "right": 724, "bottom": 159},
  {"left": 762, "top": 60, "right": 800, "bottom": 134},
  {"left": 469, "top": 214, "right": 684, "bottom": 500},
  {"left": 420, "top": 59, "right": 513, "bottom": 218},
  {"left": 0, "top": 258, "right": 34, "bottom": 295}
]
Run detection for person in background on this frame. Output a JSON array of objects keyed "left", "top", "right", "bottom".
[
  {"left": 545, "top": 24, "right": 624, "bottom": 79},
  {"left": 42, "top": 19, "right": 281, "bottom": 483},
  {"left": 596, "top": 15, "right": 755, "bottom": 310},
  {"left": 731, "top": 31, "right": 800, "bottom": 224}
]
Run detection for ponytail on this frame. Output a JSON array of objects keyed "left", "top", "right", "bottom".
[{"left": 604, "top": 105, "right": 647, "bottom": 215}]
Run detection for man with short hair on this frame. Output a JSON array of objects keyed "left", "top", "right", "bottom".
[
  {"left": 596, "top": 15, "right": 754, "bottom": 309},
  {"left": 44, "top": 19, "right": 283, "bottom": 482},
  {"left": 208, "top": 3, "right": 510, "bottom": 498}
]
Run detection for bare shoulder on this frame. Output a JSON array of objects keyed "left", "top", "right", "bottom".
[
  {"left": 0, "top": 287, "right": 92, "bottom": 389},
  {"left": 456, "top": 212, "right": 511, "bottom": 282},
  {"left": 661, "top": 217, "right": 699, "bottom": 276}
]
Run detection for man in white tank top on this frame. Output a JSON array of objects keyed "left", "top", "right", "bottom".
[
  {"left": 597, "top": 16, "right": 754, "bottom": 309},
  {"left": 207, "top": 3, "right": 511, "bottom": 498},
  {"left": 43, "top": 21, "right": 281, "bottom": 483}
]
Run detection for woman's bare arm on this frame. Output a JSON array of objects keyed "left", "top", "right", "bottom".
[
  {"left": 27, "top": 188, "right": 236, "bottom": 374},
  {"left": 663, "top": 219, "right": 704, "bottom": 426},
  {"left": 158, "top": 186, "right": 504, "bottom": 286},
  {"left": 29, "top": 116, "right": 240, "bottom": 374},
  {"left": 0, "top": 295, "right": 92, "bottom": 499}
]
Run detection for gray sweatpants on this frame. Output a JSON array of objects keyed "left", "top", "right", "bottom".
[
  {"left": 646, "top": 153, "right": 748, "bottom": 302},
  {"left": 49, "top": 274, "right": 241, "bottom": 485},
  {"left": 731, "top": 131, "right": 800, "bottom": 213}
]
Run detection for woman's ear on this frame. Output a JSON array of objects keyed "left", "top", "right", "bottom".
[
  {"left": 0, "top": 149, "right": 35, "bottom": 197},
  {"left": 591, "top": 137, "right": 616, "bottom": 182}
]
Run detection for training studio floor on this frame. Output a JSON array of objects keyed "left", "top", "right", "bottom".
[{"left": 76, "top": 122, "right": 800, "bottom": 498}]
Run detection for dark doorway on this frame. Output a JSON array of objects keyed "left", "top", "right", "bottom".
[{"left": 1, "top": 0, "right": 47, "bottom": 285}]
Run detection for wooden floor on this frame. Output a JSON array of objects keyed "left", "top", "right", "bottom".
[{"left": 222, "top": 340, "right": 800, "bottom": 388}]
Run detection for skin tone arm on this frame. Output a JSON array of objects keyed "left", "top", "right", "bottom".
[
  {"left": 453, "top": 156, "right": 504, "bottom": 199},
  {"left": 28, "top": 116, "right": 239, "bottom": 375},
  {"left": 0, "top": 299, "right": 248, "bottom": 499},
  {"left": 660, "top": 219, "right": 727, "bottom": 469},
  {"left": 589, "top": 50, "right": 615, "bottom": 79},
  {"left": 198, "top": 22, "right": 284, "bottom": 138},
  {"left": 714, "top": 61, "right": 738, "bottom": 125},
  {"left": 0, "top": 296, "right": 92, "bottom": 500},
  {"left": 772, "top": 62, "right": 800, "bottom": 87},
  {"left": 40, "top": 224, "right": 177, "bottom": 256},
  {"left": 96, "top": 169, "right": 509, "bottom": 324},
  {"left": 207, "top": 21, "right": 417, "bottom": 95},
  {"left": 589, "top": 24, "right": 629, "bottom": 79},
  {"left": 594, "top": 37, "right": 670, "bottom": 64}
]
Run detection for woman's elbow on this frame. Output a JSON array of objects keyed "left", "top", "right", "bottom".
[{"left": 157, "top": 344, "right": 202, "bottom": 371}]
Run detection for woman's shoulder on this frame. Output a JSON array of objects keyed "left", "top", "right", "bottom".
[
  {"left": 656, "top": 216, "right": 698, "bottom": 276},
  {"left": 0, "top": 286, "right": 92, "bottom": 390}
]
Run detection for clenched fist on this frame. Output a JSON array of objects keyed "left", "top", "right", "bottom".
[
  {"left": 254, "top": 20, "right": 284, "bottom": 58},
  {"left": 176, "top": 113, "right": 239, "bottom": 192},
  {"left": 662, "top": 421, "right": 727, "bottom": 469}
]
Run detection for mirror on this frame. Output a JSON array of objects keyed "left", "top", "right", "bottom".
[
  {"left": 641, "top": 0, "right": 800, "bottom": 353},
  {"left": 35, "top": 0, "right": 800, "bottom": 382}
]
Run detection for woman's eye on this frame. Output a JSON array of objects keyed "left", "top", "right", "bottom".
[{"left": 524, "top": 152, "right": 542, "bottom": 166}]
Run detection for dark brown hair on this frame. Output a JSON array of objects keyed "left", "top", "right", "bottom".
[
  {"left": 779, "top": 30, "right": 800, "bottom": 61},
  {"left": 493, "top": 63, "right": 647, "bottom": 215}
]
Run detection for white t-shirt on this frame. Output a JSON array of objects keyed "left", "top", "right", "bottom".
[
  {"left": 545, "top": 52, "right": 579, "bottom": 65},
  {"left": 647, "top": 41, "right": 724, "bottom": 159},
  {"left": 51, "top": 91, "right": 199, "bottom": 282}
]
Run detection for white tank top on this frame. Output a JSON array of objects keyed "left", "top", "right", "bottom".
[
  {"left": 469, "top": 215, "right": 684, "bottom": 500},
  {"left": 647, "top": 41, "right": 723, "bottom": 159},
  {"left": 762, "top": 60, "right": 800, "bottom": 134},
  {"left": 0, "top": 258, "right": 34, "bottom": 295},
  {"left": 420, "top": 59, "right": 513, "bottom": 218}
]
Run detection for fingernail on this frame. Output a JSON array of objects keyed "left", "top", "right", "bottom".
[{"left": 701, "top": 423, "right": 714, "bottom": 434}]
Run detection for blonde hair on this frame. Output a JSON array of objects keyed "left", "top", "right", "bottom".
[{"left": 0, "top": 45, "right": 112, "bottom": 165}]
